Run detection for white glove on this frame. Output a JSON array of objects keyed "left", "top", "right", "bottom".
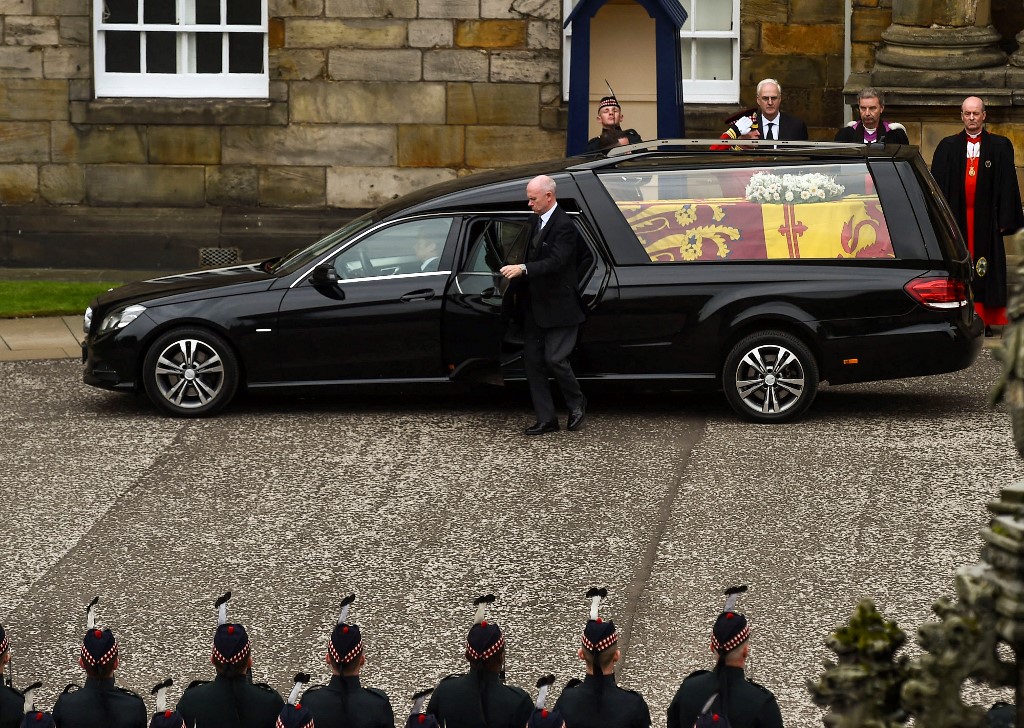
[{"left": 734, "top": 115, "right": 754, "bottom": 135}]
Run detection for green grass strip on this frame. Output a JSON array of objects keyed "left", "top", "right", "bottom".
[{"left": 0, "top": 281, "right": 123, "bottom": 318}]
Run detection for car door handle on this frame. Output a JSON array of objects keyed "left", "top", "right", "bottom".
[{"left": 400, "top": 289, "right": 435, "bottom": 302}]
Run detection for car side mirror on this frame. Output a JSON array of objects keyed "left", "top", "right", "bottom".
[{"left": 311, "top": 263, "right": 340, "bottom": 286}]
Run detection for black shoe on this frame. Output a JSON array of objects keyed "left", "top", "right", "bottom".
[
  {"left": 567, "top": 397, "right": 587, "bottom": 431},
  {"left": 524, "top": 420, "right": 559, "bottom": 435}
]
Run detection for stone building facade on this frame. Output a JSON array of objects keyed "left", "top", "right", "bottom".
[{"left": 0, "top": 0, "right": 1022, "bottom": 270}]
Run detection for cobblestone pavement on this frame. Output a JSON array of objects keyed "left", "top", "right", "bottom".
[{"left": 0, "top": 355, "right": 1019, "bottom": 726}]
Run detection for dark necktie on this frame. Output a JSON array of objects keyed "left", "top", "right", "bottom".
[
  {"left": 529, "top": 218, "right": 543, "bottom": 259},
  {"left": 765, "top": 122, "right": 775, "bottom": 141}
]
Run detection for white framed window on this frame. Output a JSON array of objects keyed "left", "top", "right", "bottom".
[
  {"left": 680, "top": 0, "right": 739, "bottom": 103},
  {"left": 561, "top": 0, "right": 739, "bottom": 104},
  {"left": 93, "top": 0, "right": 268, "bottom": 98}
]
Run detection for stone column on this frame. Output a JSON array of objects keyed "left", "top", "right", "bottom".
[{"left": 875, "top": 0, "right": 1006, "bottom": 70}]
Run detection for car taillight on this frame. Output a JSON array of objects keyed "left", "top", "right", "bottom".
[{"left": 903, "top": 276, "right": 968, "bottom": 309}]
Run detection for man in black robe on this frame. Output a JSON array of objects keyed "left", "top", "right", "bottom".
[{"left": 932, "top": 95, "right": 1024, "bottom": 334}]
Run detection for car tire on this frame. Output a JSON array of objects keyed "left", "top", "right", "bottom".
[
  {"left": 142, "top": 327, "right": 239, "bottom": 417},
  {"left": 723, "top": 330, "right": 818, "bottom": 423}
]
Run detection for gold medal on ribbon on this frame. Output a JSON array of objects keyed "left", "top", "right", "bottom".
[
  {"left": 976, "top": 257, "right": 988, "bottom": 276},
  {"left": 969, "top": 167, "right": 976, "bottom": 176}
]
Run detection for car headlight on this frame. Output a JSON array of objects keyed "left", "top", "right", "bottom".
[
  {"left": 98, "top": 304, "right": 147, "bottom": 334},
  {"left": 83, "top": 306, "right": 92, "bottom": 334}
]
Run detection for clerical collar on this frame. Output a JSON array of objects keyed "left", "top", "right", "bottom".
[{"left": 967, "top": 132, "right": 981, "bottom": 141}]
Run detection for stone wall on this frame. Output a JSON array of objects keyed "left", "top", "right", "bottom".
[{"left": 0, "top": 0, "right": 567, "bottom": 268}]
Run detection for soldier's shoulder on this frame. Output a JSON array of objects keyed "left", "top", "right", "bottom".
[
  {"left": 182, "top": 679, "right": 211, "bottom": 692},
  {"left": 502, "top": 683, "right": 531, "bottom": 701},
  {"left": 436, "top": 672, "right": 466, "bottom": 685},
  {"left": 744, "top": 678, "right": 778, "bottom": 699},
  {"left": 115, "top": 685, "right": 145, "bottom": 702},
  {"left": 681, "top": 669, "right": 711, "bottom": 684},
  {"left": 364, "top": 686, "right": 391, "bottom": 702},
  {"left": 251, "top": 681, "right": 283, "bottom": 699},
  {"left": 562, "top": 678, "right": 583, "bottom": 691},
  {"left": 61, "top": 683, "right": 82, "bottom": 695}
]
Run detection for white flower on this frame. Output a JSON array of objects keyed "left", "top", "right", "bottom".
[{"left": 743, "top": 171, "right": 845, "bottom": 204}]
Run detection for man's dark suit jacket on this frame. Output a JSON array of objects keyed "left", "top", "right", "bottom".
[
  {"left": 511, "top": 204, "right": 586, "bottom": 329},
  {"left": 765, "top": 111, "right": 808, "bottom": 140}
]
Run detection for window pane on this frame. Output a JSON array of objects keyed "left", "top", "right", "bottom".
[
  {"left": 105, "top": 31, "right": 140, "bottom": 71},
  {"left": 196, "top": 1, "right": 220, "bottom": 23},
  {"left": 597, "top": 165, "right": 895, "bottom": 262},
  {"left": 143, "top": 0, "right": 175, "bottom": 24},
  {"left": 694, "top": 0, "right": 732, "bottom": 31},
  {"left": 228, "top": 32, "right": 263, "bottom": 72},
  {"left": 146, "top": 31, "right": 176, "bottom": 72},
  {"left": 334, "top": 218, "right": 454, "bottom": 279},
  {"left": 695, "top": 38, "right": 732, "bottom": 81},
  {"left": 226, "top": 0, "right": 261, "bottom": 25},
  {"left": 196, "top": 32, "right": 222, "bottom": 72},
  {"left": 679, "top": 0, "right": 690, "bottom": 30},
  {"left": 681, "top": 38, "right": 691, "bottom": 78},
  {"left": 104, "top": 0, "right": 138, "bottom": 23},
  {"left": 464, "top": 220, "right": 530, "bottom": 272}
]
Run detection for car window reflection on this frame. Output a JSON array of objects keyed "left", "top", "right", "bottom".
[{"left": 332, "top": 217, "right": 454, "bottom": 280}]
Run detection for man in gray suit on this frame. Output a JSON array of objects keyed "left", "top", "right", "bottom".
[{"left": 500, "top": 175, "right": 587, "bottom": 435}]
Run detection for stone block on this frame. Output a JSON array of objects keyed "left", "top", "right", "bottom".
[
  {"left": 455, "top": 20, "right": 526, "bottom": 48},
  {"left": 59, "top": 16, "right": 89, "bottom": 45},
  {"left": 0, "top": 0, "right": 30, "bottom": 14},
  {"left": 43, "top": 47, "right": 89, "bottom": 78},
  {"left": 51, "top": 122, "right": 146, "bottom": 164},
  {"left": 270, "top": 0, "right": 324, "bottom": 16},
  {"left": 6, "top": 17, "right": 58, "bottom": 46},
  {"left": 741, "top": 20, "right": 760, "bottom": 53},
  {"left": 527, "top": 20, "right": 560, "bottom": 50},
  {"left": 286, "top": 18, "right": 406, "bottom": 48},
  {"left": 326, "top": 0, "right": 416, "bottom": 17},
  {"left": 35, "top": 0, "right": 86, "bottom": 13},
  {"left": 408, "top": 20, "right": 452, "bottom": 48},
  {"left": 423, "top": 49, "right": 489, "bottom": 81},
  {"left": 791, "top": 0, "right": 844, "bottom": 23},
  {"left": 0, "top": 47, "right": 42, "bottom": 78},
  {"left": 85, "top": 165, "right": 206, "bottom": 206},
  {"left": 0, "top": 80, "right": 67, "bottom": 120},
  {"left": 39, "top": 163, "right": 84, "bottom": 203},
  {"left": 259, "top": 166, "right": 325, "bottom": 207},
  {"left": 762, "top": 23, "right": 843, "bottom": 56},
  {"left": 740, "top": 0, "right": 789, "bottom": 22},
  {"left": 539, "top": 104, "right": 566, "bottom": 130},
  {"left": 740, "top": 55, "right": 826, "bottom": 90},
  {"left": 490, "top": 50, "right": 559, "bottom": 83},
  {"left": 0, "top": 164, "right": 36, "bottom": 203},
  {"left": 397, "top": 124, "right": 464, "bottom": 167},
  {"left": 206, "top": 165, "right": 259, "bottom": 206},
  {"left": 481, "top": 0, "right": 518, "bottom": 19},
  {"left": 289, "top": 81, "right": 445, "bottom": 123},
  {"left": 223, "top": 123, "right": 396, "bottom": 166},
  {"left": 329, "top": 49, "right": 421, "bottom": 81},
  {"left": 850, "top": 42, "right": 876, "bottom": 74},
  {"left": 447, "top": 82, "right": 539, "bottom": 125},
  {"left": 269, "top": 17, "right": 285, "bottom": 49},
  {"left": 509, "top": 0, "right": 559, "bottom": 21},
  {"left": 149, "top": 126, "right": 220, "bottom": 164},
  {"left": 465, "top": 126, "right": 563, "bottom": 167},
  {"left": 0, "top": 121, "right": 49, "bottom": 162},
  {"left": 419, "top": 0, "right": 478, "bottom": 19},
  {"left": 327, "top": 165, "right": 456, "bottom": 206},
  {"left": 852, "top": 7, "right": 892, "bottom": 42},
  {"left": 539, "top": 83, "right": 560, "bottom": 104},
  {"left": 271, "top": 49, "right": 326, "bottom": 80}
]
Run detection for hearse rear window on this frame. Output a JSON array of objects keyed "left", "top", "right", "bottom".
[{"left": 597, "top": 163, "right": 895, "bottom": 263}]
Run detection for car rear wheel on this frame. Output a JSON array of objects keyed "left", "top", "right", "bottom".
[
  {"left": 143, "top": 327, "right": 239, "bottom": 417},
  {"left": 723, "top": 330, "right": 818, "bottom": 423}
]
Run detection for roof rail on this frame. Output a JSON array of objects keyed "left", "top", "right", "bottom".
[{"left": 604, "top": 138, "right": 869, "bottom": 157}]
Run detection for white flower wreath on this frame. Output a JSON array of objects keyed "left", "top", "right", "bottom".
[{"left": 744, "top": 172, "right": 845, "bottom": 204}]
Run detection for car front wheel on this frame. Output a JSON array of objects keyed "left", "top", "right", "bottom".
[
  {"left": 142, "top": 327, "right": 239, "bottom": 417},
  {"left": 723, "top": 330, "right": 818, "bottom": 423}
]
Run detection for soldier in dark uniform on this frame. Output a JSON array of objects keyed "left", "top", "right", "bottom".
[
  {"left": 554, "top": 588, "right": 650, "bottom": 728},
  {"left": 147, "top": 678, "right": 185, "bottom": 728},
  {"left": 585, "top": 94, "right": 642, "bottom": 153},
  {"left": 20, "top": 711, "right": 55, "bottom": 728},
  {"left": 275, "top": 673, "right": 314, "bottom": 728},
  {"left": 404, "top": 689, "right": 438, "bottom": 728},
  {"left": 666, "top": 586, "right": 783, "bottom": 728},
  {"left": 528, "top": 674, "right": 565, "bottom": 728},
  {"left": 175, "top": 592, "right": 284, "bottom": 728},
  {"left": 426, "top": 594, "right": 533, "bottom": 728},
  {"left": 300, "top": 594, "right": 394, "bottom": 728},
  {"left": 1, "top": 624, "right": 26, "bottom": 728},
  {"left": 52, "top": 597, "right": 147, "bottom": 728}
]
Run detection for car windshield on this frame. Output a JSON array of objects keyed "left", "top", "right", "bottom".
[{"left": 270, "top": 211, "right": 377, "bottom": 275}]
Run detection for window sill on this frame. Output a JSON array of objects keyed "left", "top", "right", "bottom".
[{"left": 70, "top": 97, "right": 287, "bottom": 125}]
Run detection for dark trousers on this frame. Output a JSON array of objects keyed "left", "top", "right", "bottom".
[{"left": 523, "top": 312, "right": 583, "bottom": 422}]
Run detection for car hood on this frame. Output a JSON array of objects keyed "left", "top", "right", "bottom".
[{"left": 91, "top": 263, "right": 277, "bottom": 310}]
